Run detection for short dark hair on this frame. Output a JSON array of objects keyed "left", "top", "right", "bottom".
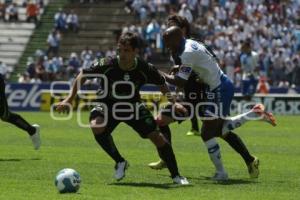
[
  {"left": 243, "top": 40, "right": 252, "bottom": 48},
  {"left": 166, "top": 14, "right": 191, "bottom": 38},
  {"left": 118, "top": 32, "right": 140, "bottom": 49}
]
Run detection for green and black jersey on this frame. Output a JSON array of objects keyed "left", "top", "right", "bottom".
[
  {"left": 84, "top": 57, "right": 164, "bottom": 135},
  {"left": 82, "top": 56, "right": 165, "bottom": 103}
]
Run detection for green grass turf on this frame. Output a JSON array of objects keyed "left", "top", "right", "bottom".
[{"left": 0, "top": 112, "right": 299, "bottom": 200}]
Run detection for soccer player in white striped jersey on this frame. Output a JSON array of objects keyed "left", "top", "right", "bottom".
[{"left": 160, "top": 26, "right": 276, "bottom": 180}]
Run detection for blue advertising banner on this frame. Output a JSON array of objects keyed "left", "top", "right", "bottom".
[
  {"left": 5, "top": 83, "right": 50, "bottom": 111},
  {"left": 5, "top": 83, "right": 300, "bottom": 113}
]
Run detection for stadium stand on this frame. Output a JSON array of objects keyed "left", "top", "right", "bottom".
[
  {"left": 0, "top": 0, "right": 48, "bottom": 80},
  {"left": 10, "top": 0, "right": 134, "bottom": 82},
  {"left": 124, "top": 0, "right": 300, "bottom": 89},
  {"left": 5, "top": 0, "right": 300, "bottom": 92},
  {"left": 9, "top": 0, "right": 64, "bottom": 81},
  {"left": 59, "top": 0, "right": 131, "bottom": 59},
  {"left": 0, "top": 23, "right": 36, "bottom": 76}
]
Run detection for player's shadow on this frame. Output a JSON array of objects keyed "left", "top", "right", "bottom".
[
  {"left": 59, "top": 192, "right": 82, "bottom": 196},
  {"left": 158, "top": 174, "right": 256, "bottom": 185},
  {"left": 191, "top": 175, "right": 257, "bottom": 185},
  {"left": 0, "top": 158, "right": 41, "bottom": 162},
  {"left": 109, "top": 182, "right": 193, "bottom": 189}
]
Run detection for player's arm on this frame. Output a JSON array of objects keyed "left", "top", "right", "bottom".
[
  {"left": 253, "top": 52, "right": 260, "bottom": 72},
  {"left": 147, "top": 63, "right": 187, "bottom": 113},
  {"left": 146, "top": 63, "right": 175, "bottom": 102},
  {"left": 56, "top": 58, "right": 106, "bottom": 113},
  {"left": 159, "top": 83, "right": 176, "bottom": 104},
  {"left": 56, "top": 71, "right": 86, "bottom": 113},
  {"left": 158, "top": 82, "right": 187, "bottom": 114},
  {"left": 164, "top": 52, "right": 193, "bottom": 87},
  {"left": 68, "top": 71, "right": 86, "bottom": 101},
  {"left": 161, "top": 70, "right": 187, "bottom": 88}
]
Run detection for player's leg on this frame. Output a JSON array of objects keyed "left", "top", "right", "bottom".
[
  {"left": 155, "top": 112, "right": 174, "bottom": 143},
  {"left": 222, "top": 132, "right": 254, "bottom": 164},
  {"left": 1, "top": 112, "right": 38, "bottom": 136},
  {"left": 191, "top": 116, "right": 199, "bottom": 132},
  {"left": 1, "top": 112, "right": 41, "bottom": 149},
  {"left": 249, "top": 75, "right": 258, "bottom": 99},
  {"left": 242, "top": 78, "right": 252, "bottom": 101},
  {"left": 201, "top": 119, "right": 228, "bottom": 181},
  {"left": 128, "top": 104, "right": 189, "bottom": 184},
  {"left": 220, "top": 74, "right": 261, "bottom": 178},
  {"left": 0, "top": 75, "right": 40, "bottom": 149},
  {"left": 148, "top": 113, "right": 174, "bottom": 170},
  {"left": 148, "top": 103, "right": 183, "bottom": 170},
  {"left": 89, "top": 105, "right": 127, "bottom": 181},
  {"left": 221, "top": 131, "right": 259, "bottom": 178},
  {"left": 147, "top": 131, "right": 189, "bottom": 184},
  {"left": 200, "top": 74, "right": 233, "bottom": 181},
  {"left": 222, "top": 103, "right": 276, "bottom": 135},
  {"left": 186, "top": 115, "right": 200, "bottom": 136},
  {"left": 155, "top": 103, "right": 192, "bottom": 142}
]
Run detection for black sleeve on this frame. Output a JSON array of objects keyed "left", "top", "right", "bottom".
[
  {"left": 82, "top": 57, "right": 111, "bottom": 75},
  {"left": 145, "top": 63, "right": 166, "bottom": 85}
]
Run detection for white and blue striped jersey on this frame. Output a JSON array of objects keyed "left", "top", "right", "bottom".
[{"left": 176, "top": 39, "right": 224, "bottom": 91}]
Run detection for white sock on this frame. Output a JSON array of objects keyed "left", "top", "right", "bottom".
[
  {"left": 222, "top": 110, "right": 260, "bottom": 135},
  {"left": 205, "top": 138, "right": 225, "bottom": 173}
]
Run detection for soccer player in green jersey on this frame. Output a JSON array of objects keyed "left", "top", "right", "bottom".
[{"left": 56, "top": 32, "right": 189, "bottom": 185}]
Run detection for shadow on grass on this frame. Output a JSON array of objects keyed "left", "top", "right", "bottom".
[
  {"left": 57, "top": 192, "right": 82, "bottom": 195},
  {"left": 0, "top": 158, "right": 42, "bottom": 162},
  {"left": 108, "top": 182, "right": 193, "bottom": 189},
  {"left": 190, "top": 175, "right": 258, "bottom": 185},
  {"left": 158, "top": 174, "right": 257, "bottom": 185}
]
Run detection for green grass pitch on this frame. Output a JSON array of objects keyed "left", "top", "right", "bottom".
[{"left": 0, "top": 112, "right": 299, "bottom": 200}]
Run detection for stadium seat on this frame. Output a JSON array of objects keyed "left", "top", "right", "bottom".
[{"left": 0, "top": 22, "right": 35, "bottom": 77}]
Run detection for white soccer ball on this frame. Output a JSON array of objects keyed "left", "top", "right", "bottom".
[{"left": 55, "top": 168, "right": 81, "bottom": 193}]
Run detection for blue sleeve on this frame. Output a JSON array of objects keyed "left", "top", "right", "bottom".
[{"left": 240, "top": 54, "right": 247, "bottom": 66}]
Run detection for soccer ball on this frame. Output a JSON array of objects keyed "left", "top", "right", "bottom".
[{"left": 55, "top": 168, "right": 81, "bottom": 193}]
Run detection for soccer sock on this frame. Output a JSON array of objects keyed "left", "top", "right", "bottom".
[
  {"left": 94, "top": 134, "right": 125, "bottom": 163},
  {"left": 205, "top": 138, "right": 226, "bottom": 173},
  {"left": 159, "top": 125, "right": 172, "bottom": 144},
  {"left": 223, "top": 132, "right": 254, "bottom": 164},
  {"left": 157, "top": 143, "right": 179, "bottom": 178},
  {"left": 191, "top": 116, "right": 199, "bottom": 131},
  {"left": 5, "top": 112, "right": 36, "bottom": 135},
  {"left": 222, "top": 110, "right": 260, "bottom": 134}
]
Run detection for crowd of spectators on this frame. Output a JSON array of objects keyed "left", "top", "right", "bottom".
[
  {"left": 19, "top": 45, "right": 115, "bottom": 83},
  {"left": 0, "top": 0, "right": 44, "bottom": 23},
  {"left": 54, "top": 7, "right": 79, "bottom": 33},
  {"left": 19, "top": 4, "right": 119, "bottom": 83},
  {"left": 1, "top": 0, "right": 122, "bottom": 82},
  {"left": 17, "top": 7, "right": 80, "bottom": 83},
  {"left": 0, "top": 0, "right": 47, "bottom": 80},
  {"left": 45, "top": 7, "right": 80, "bottom": 61},
  {"left": 123, "top": 0, "right": 300, "bottom": 89},
  {"left": 13, "top": 0, "right": 300, "bottom": 90}
]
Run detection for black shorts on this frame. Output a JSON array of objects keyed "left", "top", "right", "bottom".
[
  {"left": 89, "top": 102, "right": 158, "bottom": 138},
  {"left": 0, "top": 75, "right": 9, "bottom": 120}
]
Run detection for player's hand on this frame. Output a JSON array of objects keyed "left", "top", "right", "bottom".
[
  {"left": 56, "top": 99, "right": 72, "bottom": 113},
  {"left": 174, "top": 102, "right": 188, "bottom": 116},
  {"left": 169, "top": 65, "right": 180, "bottom": 75}
]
